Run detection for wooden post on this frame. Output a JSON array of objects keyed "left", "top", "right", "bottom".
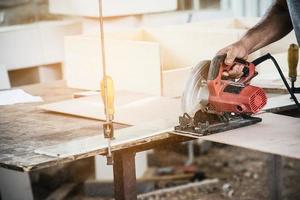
[
  {"left": 267, "top": 154, "right": 282, "bottom": 200},
  {"left": 113, "top": 150, "right": 137, "bottom": 200}
]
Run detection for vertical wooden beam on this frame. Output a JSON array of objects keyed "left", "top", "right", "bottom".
[
  {"left": 113, "top": 150, "right": 137, "bottom": 200},
  {"left": 267, "top": 154, "right": 282, "bottom": 200}
]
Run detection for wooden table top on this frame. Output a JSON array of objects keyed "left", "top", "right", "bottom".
[
  {"left": 0, "top": 81, "right": 117, "bottom": 171},
  {"left": 0, "top": 81, "right": 189, "bottom": 172}
]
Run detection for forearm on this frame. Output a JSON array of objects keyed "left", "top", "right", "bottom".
[{"left": 240, "top": 0, "right": 293, "bottom": 53}]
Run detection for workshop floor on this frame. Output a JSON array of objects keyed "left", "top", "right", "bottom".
[
  {"left": 149, "top": 144, "right": 300, "bottom": 200},
  {"left": 32, "top": 143, "right": 300, "bottom": 200}
]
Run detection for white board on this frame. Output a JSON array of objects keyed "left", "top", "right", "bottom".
[{"left": 49, "top": 0, "right": 177, "bottom": 18}]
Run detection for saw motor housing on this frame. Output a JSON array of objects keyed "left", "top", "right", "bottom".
[{"left": 207, "top": 55, "right": 267, "bottom": 114}]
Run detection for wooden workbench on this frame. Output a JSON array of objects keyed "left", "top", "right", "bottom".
[
  {"left": 0, "top": 81, "right": 190, "bottom": 200},
  {"left": 1, "top": 81, "right": 300, "bottom": 200}
]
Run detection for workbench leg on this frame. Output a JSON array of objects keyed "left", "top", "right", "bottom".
[
  {"left": 267, "top": 155, "right": 282, "bottom": 200},
  {"left": 113, "top": 151, "right": 137, "bottom": 200},
  {"left": 0, "top": 167, "right": 33, "bottom": 200}
]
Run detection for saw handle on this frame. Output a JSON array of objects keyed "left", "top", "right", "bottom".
[{"left": 208, "top": 55, "right": 256, "bottom": 84}]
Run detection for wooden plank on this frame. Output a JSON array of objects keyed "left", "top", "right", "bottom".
[
  {"left": 49, "top": 0, "right": 177, "bottom": 18},
  {"left": 173, "top": 113, "right": 300, "bottom": 160},
  {"left": 34, "top": 118, "right": 177, "bottom": 158},
  {"left": 39, "top": 89, "right": 300, "bottom": 127},
  {"left": 0, "top": 20, "right": 81, "bottom": 70},
  {"left": 38, "top": 91, "right": 181, "bottom": 126},
  {"left": 35, "top": 112, "right": 300, "bottom": 162},
  {"left": 64, "top": 35, "right": 161, "bottom": 95}
]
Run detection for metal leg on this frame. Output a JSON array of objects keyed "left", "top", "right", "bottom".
[
  {"left": 113, "top": 150, "right": 137, "bottom": 200},
  {"left": 267, "top": 154, "right": 282, "bottom": 200}
]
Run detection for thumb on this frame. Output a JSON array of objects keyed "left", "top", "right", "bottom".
[{"left": 224, "top": 48, "right": 237, "bottom": 65}]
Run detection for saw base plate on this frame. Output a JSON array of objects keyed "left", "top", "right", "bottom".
[{"left": 174, "top": 114, "right": 262, "bottom": 137}]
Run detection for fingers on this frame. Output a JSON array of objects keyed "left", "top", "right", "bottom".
[
  {"left": 228, "top": 64, "right": 244, "bottom": 78},
  {"left": 217, "top": 42, "right": 248, "bottom": 66},
  {"left": 217, "top": 41, "right": 249, "bottom": 79}
]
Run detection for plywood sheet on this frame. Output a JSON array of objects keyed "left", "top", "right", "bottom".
[
  {"left": 39, "top": 91, "right": 181, "bottom": 126},
  {"left": 39, "top": 89, "right": 299, "bottom": 127},
  {"left": 36, "top": 113, "right": 300, "bottom": 160},
  {"left": 173, "top": 113, "right": 300, "bottom": 159},
  {"left": 64, "top": 35, "right": 161, "bottom": 95},
  {"left": 35, "top": 118, "right": 176, "bottom": 158},
  {"left": 0, "top": 20, "right": 81, "bottom": 70},
  {"left": 49, "top": 0, "right": 177, "bottom": 18}
]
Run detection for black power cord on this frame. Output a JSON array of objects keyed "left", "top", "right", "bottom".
[{"left": 252, "top": 53, "right": 300, "bottom": 111}]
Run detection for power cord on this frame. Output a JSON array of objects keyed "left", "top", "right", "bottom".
[{"left": 252, "top": 53, "right": 300, "bottom": 111}]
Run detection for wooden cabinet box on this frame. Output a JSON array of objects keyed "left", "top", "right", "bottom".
[
  {"left": 64, "top": 25, "right": 243, "bottom": 96},
  {"left": 64, "top": 18, "right": 297, "bottom": 97}
]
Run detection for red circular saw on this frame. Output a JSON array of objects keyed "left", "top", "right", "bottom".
[
  {"left": 207, "top": 54, "right": 267, "bottom": 114},
  {"left": 175, "top": 55, "right": 267, "bottom": 137}
]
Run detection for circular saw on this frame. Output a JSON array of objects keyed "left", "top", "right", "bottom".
[{"left": 175, "top": 55, "right": 267, "bottom": 137}]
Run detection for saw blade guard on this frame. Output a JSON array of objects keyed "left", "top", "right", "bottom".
[{"left": 181, "top": 60, "right": 210, "bottom": 115}]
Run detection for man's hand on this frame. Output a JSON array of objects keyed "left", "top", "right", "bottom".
[{"left": 217, "top": 40, "right": 249, "bottom": 78}]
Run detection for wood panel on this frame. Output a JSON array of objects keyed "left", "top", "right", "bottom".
[
  {"left": 64, "top": 35, "right": 161, "bottom": 95},
  {"left": 35, "top": 118, "right": 177, "bottom": 158},
  {"left": 39, "top": 89, "right": 300, "bottom": 127},
  {"left": 49, "top": 0, "right": 177, "bottom": 18},
  {"left": 173, "top": 113, "right": 300, "bottom": 159},
  {"left": 39, "top": 91, "right": 181, "bottom": 126},
  {"left": 35, "top": 113, "right": 300, "bottom": 160}
]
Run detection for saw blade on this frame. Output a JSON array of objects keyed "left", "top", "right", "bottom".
[{"left": 181, "top": 60, "right": 210, "bottom": 115}]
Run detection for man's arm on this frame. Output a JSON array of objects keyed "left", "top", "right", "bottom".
[
  {"left": 243, "top": 0, "right": 293, "bottom": 53},
  {"left": 218, "top": 0, "right": 293, "bottom": 77}
]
